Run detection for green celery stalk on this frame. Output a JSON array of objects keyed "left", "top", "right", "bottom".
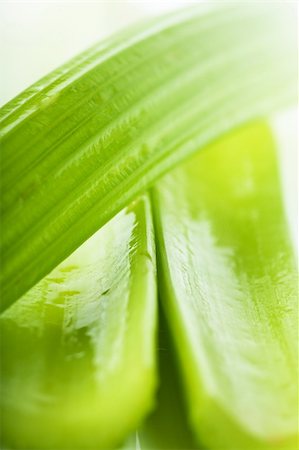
[
  {"left": 0, "top": 195, "right": 157, "bottom": 450},
  {"left": 0, "top": 4, "right": 297, "bottom": 310},
  {"left": 152, "top": 122, "right": 298, "bottom": 449}
]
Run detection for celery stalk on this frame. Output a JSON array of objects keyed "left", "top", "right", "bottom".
[
  {"left": 0, "top": 4, "right": 296, "bottom": 310},
  {"left": 152, "top": 122, "right": 298, "bottom": 449},
  {"left": 0, "top": 195, "right": 157, "bottom": 450}
]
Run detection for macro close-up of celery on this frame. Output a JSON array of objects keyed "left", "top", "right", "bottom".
[{"left": 0, "top": 2, "right": 298, "bottom": 450}]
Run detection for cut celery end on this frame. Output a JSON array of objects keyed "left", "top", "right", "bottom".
[
  {"left": 152, "top": 122, "right": 298, "bottom": 449},
  {"left": 0, "top": 195, "right": 157, "bottom": 450}
]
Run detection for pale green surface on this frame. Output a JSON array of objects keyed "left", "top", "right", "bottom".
[
  {"left": 0, "top": 196, "right": 157, "bottom": 449},
  {"left": 0, "top": 4, "right": 297, "bottom": 310},
  {"left": 152, "top": 122, "right": 298, "bottom": 449}
]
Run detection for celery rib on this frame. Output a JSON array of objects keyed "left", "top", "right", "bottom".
[
  {"left": 152, "top": 122, "right": 298, "bottom": 449},
  {"left": 0, "top": 195, "right": 157, "bottom": 450},
  {"left": 0, "top": 4, "right": 296, "bottom": 311},
  {"left": 1, "top": 9, "right": 264, "bottom": 201}
]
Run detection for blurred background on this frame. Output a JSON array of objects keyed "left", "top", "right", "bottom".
[{"left": 0, "top": 0, "right": 191, "bottom": 106}]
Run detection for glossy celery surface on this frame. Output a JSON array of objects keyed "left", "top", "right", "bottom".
[
  {"left": 0, "top": 4, "right": 297, "bottom": 310},
  {"left": 152, "top": 123, "right": 298, "bottom": 449},
  {"left": 0, "top": 196, "right": 157, "bottom": 450}
]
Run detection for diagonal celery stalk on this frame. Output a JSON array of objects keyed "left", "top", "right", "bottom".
[
  {"left": 0, "top": 195, "right": 157, "bottom": 450},
  {"left": 152, "top": 122, "right": 298, "bottom": 449},
  {"left": 0, "top": 4, "right": 297, "bottom": 311}
]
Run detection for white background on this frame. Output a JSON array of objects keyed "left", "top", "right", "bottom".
[{"left": 0, "top": 1, "right": 191, "bottom": 105}]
